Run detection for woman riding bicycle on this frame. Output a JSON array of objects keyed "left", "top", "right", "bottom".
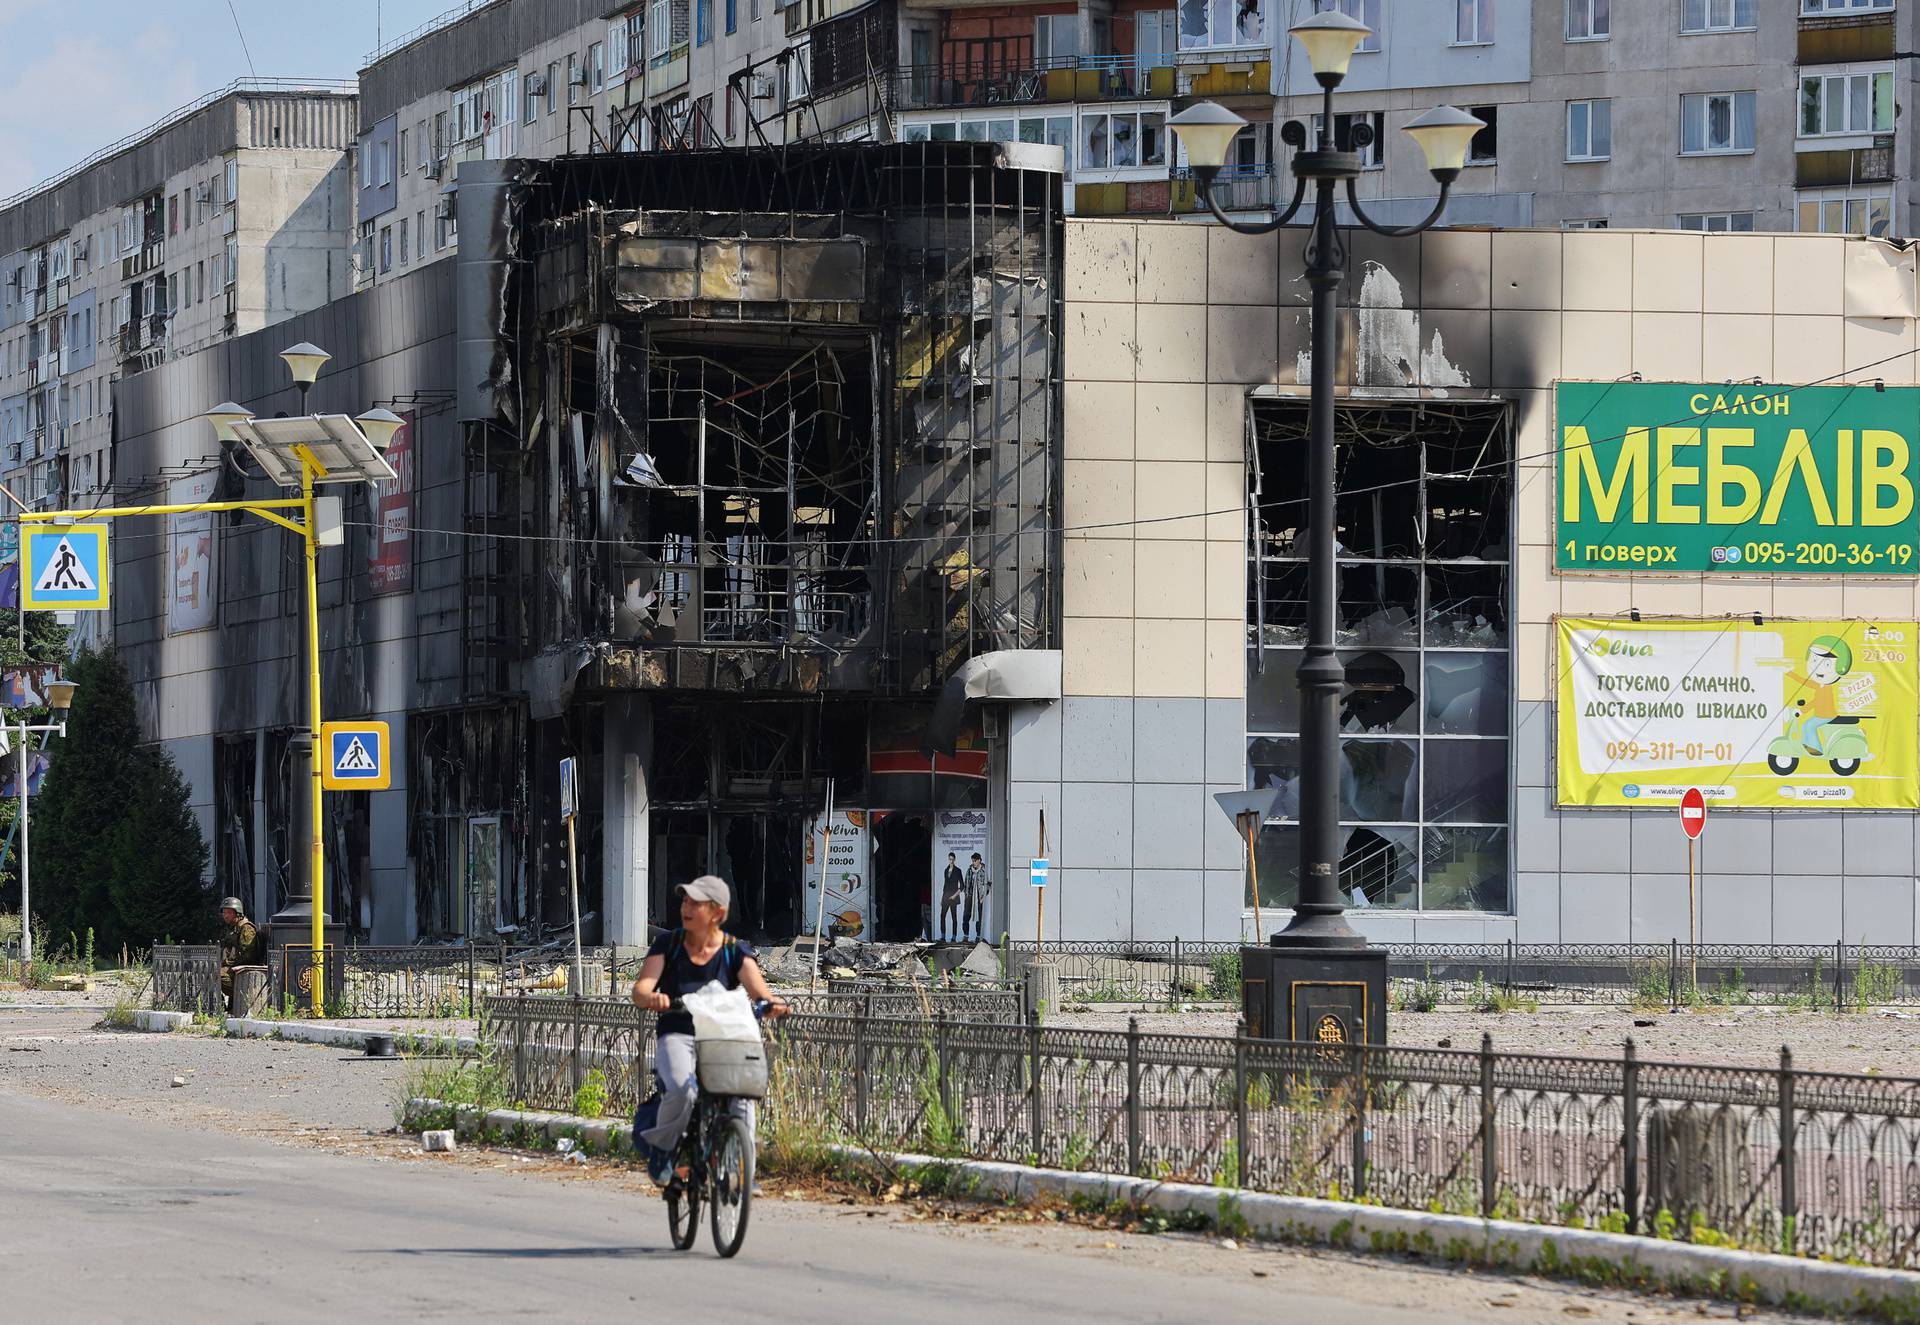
[{"left": 630, "top": 876, "right": 788, "bottom": 1185}]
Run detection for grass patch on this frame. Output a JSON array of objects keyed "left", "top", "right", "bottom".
[
  {"left": 1207, "top": 951, "right": 1241, "bottom": 1002},
  {"left": 1467, "top": 975, "right": 1537, "bottom": 1014},
  {"left": 394, "top": 1009, "right": 510, "bottom": 1126},
  {"left": 1391, "top": 970, "right": 1443, "bottom": 1013}
]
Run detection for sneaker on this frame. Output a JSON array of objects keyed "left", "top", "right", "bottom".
[{"left": 647, "top": 1150, "right": 672, "bottom": 1187}]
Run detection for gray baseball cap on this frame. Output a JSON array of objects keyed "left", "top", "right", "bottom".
[{"left": 675, "top": 875, "right": 731, "bottom": 910}]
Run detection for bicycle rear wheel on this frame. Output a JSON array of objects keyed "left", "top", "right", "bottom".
[
  {"left": 667, "top": 1178, "right": 701, "bottom": 1251},
  {"left": 708, "top": 1114, "right": 754, "bottom": 1259}
]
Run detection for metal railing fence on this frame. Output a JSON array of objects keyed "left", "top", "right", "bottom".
[
  {"left": 259, "top": 944, "right": 622, "bottom": 1017},
  {"left": 486, "top": 996, "right": 1920, "bottom": 1267},
  {"left": 151, "top": 944, "right": 221, "bottom": 1014}
]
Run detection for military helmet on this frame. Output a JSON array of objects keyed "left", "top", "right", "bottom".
[{"left": 220, "top": 897, "right": 245, "bottom": 913}]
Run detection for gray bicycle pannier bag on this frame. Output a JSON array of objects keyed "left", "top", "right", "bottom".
[{"left": 696, "top": 1037, "right": 769, "bottom": 1099}]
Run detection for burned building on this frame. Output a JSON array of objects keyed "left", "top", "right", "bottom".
[{"left": 113, "top": 141, "right": 1062, "bottom": 947}]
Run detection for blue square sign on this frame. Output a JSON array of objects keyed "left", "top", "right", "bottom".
[{"left": 320, "top": 721, "right": 390, "bottom": 790}]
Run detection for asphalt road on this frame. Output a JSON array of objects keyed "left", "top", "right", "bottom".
[{"left": 0, "top": 1007, "right": 1813, "bottom": 1325}]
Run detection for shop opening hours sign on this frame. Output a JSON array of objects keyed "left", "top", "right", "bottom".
[
  {"left": 1556, "top": 617, "right": 1919, "bottom": 811},
  {"left": 1555, "top": 381, "right": 1920, "bottom": 574}
]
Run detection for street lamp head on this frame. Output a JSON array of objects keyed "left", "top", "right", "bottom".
[
  {"left": 1402, "top": 105, "right": 1485, "bottom": 182},
  {"left": 1288, "top": 11, "right": 1371, "bottom": 86},
  {"left": 1169, "top": 102, "right": 1249, "bottom": 178},
  {"left": 204, "top": 401, "right": 255, "bottom": 443},
  {"left": 45, "top": 679, "right": 75, "bottom": 713},
  {"left": 278, "top": 342, "right": 331, "bottom": 388},
  {"left": 354, "top": 407, "right": 406, "bottom": 451}
]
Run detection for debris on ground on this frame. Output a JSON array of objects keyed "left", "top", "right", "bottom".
[
  {"left": 170, "top": 1075, "right": 186, "bottom": 1088},
  {"left": 421, "top": 1130, "right": 456, "bottom": 1153}
]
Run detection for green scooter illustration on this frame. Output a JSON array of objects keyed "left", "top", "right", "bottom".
[{"left": 1765, "top": 635, "right": 1873, "bottom": 777}]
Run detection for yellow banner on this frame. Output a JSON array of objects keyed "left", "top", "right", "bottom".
[{"left": 1556, "top": 617, "right": 1919, "bottom": 810}]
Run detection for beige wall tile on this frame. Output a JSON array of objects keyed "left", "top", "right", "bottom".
[
  {"left": 1205, "top": 538, "right": 1245, "bottom": 620},
  {"left": 1700, "top": 314, "right": 1772, "bottom": 383},
  {"left": 1136, "top": 223, "right": 1208, "bottom": 304},
  {"left": 1515, "top": 462, "right": 1555, "bottom": 548},
  {"left": 1205, "top": 620, "right": 1245, "bottom": 699},
  {"left": 1062, "top": 540, "right": 1134, "bottom": 618},
  {"left": 1490, "top": 310, "right": 1560, "bottom": 389},
  {"left": 1771, "top": 315, "right": 1843, "bottom": 382},
  {"left": 1516, "top": 544, "right": 1561, "bottom": 625},
  {"left": 1135, "top": 303, "right": 1207, "bottom": 382},
  {"left": 1773, "top": 236, "right": 1846, "bottom": 316},
  {"left": 1205, "top": 460, "right": 1244, "bottom": 542},
  {"left": 1843, "top": 317, "right": 1916, "bottom": 384},
  {"left": 1516, "top": 621, "right": 1551, "bottom": 703},
  {"left": 1065, "top": 302, "right": 1137, "bottom": 382},
  {"left": 1631, "top": 313, "right": 1703, "bottom": 380},
  {"left": 1844, "top": 240, "right": 1917, "bottom": 319},
  {"left": 1510, "top": 387, "right": 1554, "bottom": 462},
  {"left": 1208, "top": 228, "right": 1279, "bottom": 306},
  {"left": 1135, "top": 382, "right": 1208, "bottom": 462},
  {"left": 1133, "top": 459, "right": 1206, "bottom": 540},
  {"left": 1062, "top": 617, "right": 1135, "bottom": 696},
  {"left": 1702, "top": 235, "right": 1773, "bottom": 315},
  {"left": 1842, "top": 580, "right": 1917, "bottom": 621},
  {"left": 1625, "top": 577, "right": 1704, "bottom": 618},
  {"left": 1492, "top": 230, "right": 1563, "bottom": 311},
  {"left": 1208, "top": 304, "right": 1279, "bottom": 385},
  {"left": 1773, "top": 580, "right": 1838, "bottom": 620},
  {"left": 1559, "top": 575, "right": 1638, "bottom": 619},
  {"left": 1560, "top": 311, "right": 1632, "bottom": 380},
  {"left": 1562, "top": 230, "right": 1634, "bottom": 312},
  {"left": 1632, "top": 233, "right": 1704, "bottom": 313},
  {"left": 1064, "top": 380, "right": 1134, "bottom": 460},
  {"left": 1063, "top": 459, "right": 1135, "bottom": 536},
  {"left": 1205, "top": 383, "right": 1249, "bottom": 463},
  {"left": 1700, "top": 576, "right": 1771, "bottom": 619},
  {"left": 1135, "top": 540, "right": 1206, "bottom": 618},
  {"left": 1135, "top": 617, "right": 1208, "bottom": 697},
  {"left": 1066, "top": 222, "right": 1136, "bottom": 303}
]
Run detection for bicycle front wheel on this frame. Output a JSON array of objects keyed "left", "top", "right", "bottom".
[{"left": 708, "top": 1114, "right": 754, "bottom": 1259}]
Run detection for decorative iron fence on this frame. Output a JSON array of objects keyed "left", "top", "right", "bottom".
[
  {"left": 260, "top": 944, "right": 622, "bottom": 1017},
  {"left": 151, "top": 944, "right": 221, "bottom": 1014},
  {"left": 486, "top": 997, "right": 1920, "bottom": 1267}
]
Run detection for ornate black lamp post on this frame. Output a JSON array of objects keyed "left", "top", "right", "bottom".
[{"left": 1172, "top": 13, "right": 1481, "bottom": 1043}]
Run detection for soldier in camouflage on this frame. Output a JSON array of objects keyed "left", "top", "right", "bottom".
[{"left": 218, "top": 897, "right": 262, "bottom": 996}]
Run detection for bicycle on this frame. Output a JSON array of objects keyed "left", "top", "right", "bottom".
[{"left": 658, "top": 998, "right": 774, "bottom": 1259}]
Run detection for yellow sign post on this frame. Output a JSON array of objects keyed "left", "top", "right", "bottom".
[{"left": 1556, "top": 616, "right": 1920, "bottom": 811}]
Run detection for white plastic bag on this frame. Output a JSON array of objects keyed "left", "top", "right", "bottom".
[{"left": 682, "top": 979, "right": 759, "bottom": 1042}]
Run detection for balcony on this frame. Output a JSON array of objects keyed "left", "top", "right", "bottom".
[
  {"left": 894, "top": 55, "right": 1179, "bottom": 113},
  {"left": 1072, "top": 165, "right": 1278, "bottom": 219}
]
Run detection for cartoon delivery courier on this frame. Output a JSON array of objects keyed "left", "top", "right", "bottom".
[{"left": 1767, "top": 635, "right": 1873, "bottom": 777}]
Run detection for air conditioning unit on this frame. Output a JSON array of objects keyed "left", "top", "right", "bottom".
[
  {"left": 751, "top": 74, "right": 776, "bottom": 100},
  {"left": 194, "top": 183, "right": 211, "bottom": 203},
  {"left": 526, "top": 73, "right": 548, "bottom": 97},
  {"left": 569, "top": 65, "right": 589, "bottom": 85},
  {"left": 424, "top": 157, "right": 446, "bottom": 181},
  {"left": 436, "top": 197, "right": 455, "bottom": 221}
]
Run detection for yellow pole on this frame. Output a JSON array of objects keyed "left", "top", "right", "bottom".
[{"left": 303, "top": 457, "right": 326, "bottom": 1018}]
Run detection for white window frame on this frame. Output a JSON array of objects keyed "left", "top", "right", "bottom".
[
  {"left": 1566, "top": 99, "right": 1611, "bottom": 161},
  {"left": 1799, "top": 64, "right": 1895, "bottom": 139},
  {"left": 1563, "top": 218, "right": 1609, "bottom": 229},
  {"left": 589, "top": 41, "right": 606, "bottom": 94},
  {"left": 902, "top": 111, "right": 1076, "bottom": 174},
  {"left": 609, "top": 19, "right": 629, "bottom": 80},
  {"left": 1681, "top": 0, "right": 1756, "bottom": 33},
  {"left": 651, "top": 0, "right": 672, "bottom": 58},
  {"left": 1312, "top": 1, "right": 1379, "bottom": 53},
  {"left": 1454, "top": 0, "right": 1493, "bottom": 46},
  {"left": 1796, "top": 186, "right": 1895, "bottom": 236},
  {"left": 1077, "top": 105, "right": 1172, "bottom": 179},
  {"left": 1677, "top": 212, "right": 1754, "bottom": 232},
  {"left": 1035, "top": 13, "right": 1078, "bottom": 64},
  {"left": 1679, "top": 91, "right": 1755, "bottom": 156},
  {"left": 1183, "top": 0, "right": 1269, "bottom": 53},
  {"left": 1566, "top": 0, "right": 1609, "bottom": 41},
  {"left": 1801, "top": 0, "right": 1892, "bottom": 13}
]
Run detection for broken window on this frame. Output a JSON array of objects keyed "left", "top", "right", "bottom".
[{"left": 1247, "top": 400, "right": 1512, "bottom": 913}]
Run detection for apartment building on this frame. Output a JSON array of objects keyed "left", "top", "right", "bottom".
[
  {"left": 1294, "top": 0, "right": 1916, "bottom": 236},
  {"left": 0, "top": 81, "right": 358, "bottom": 522}
]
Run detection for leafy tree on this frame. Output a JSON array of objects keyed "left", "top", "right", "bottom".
[
  {"left": 32, "top": 647, "right": 212, "bottom": 953},
  {"left": 0, "top": 605, "right": 72, "bottom": 908}
]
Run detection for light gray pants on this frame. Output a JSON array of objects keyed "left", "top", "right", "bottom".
[{"left": 641, "top": 1033, "right": 752, "bottom": 1154}]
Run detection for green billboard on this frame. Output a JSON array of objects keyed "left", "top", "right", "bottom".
[{"left": 1555, "top": 381, "right": 1920, "bottom": 575}]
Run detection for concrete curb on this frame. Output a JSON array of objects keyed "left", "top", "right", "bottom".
[
  {"left": 130, "top": 1010, "right": 191, "bottom": 1032},
  {"left": 225, "top": 1018, "right": 477, "bottom": 1055},
  {"left": 396, "top": 1095, "right": 1919, "bottom": 1318}
]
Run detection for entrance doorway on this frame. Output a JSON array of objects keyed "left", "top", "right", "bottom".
[{"left": 872, "top": 811, "right": 931, "bottom": 942}]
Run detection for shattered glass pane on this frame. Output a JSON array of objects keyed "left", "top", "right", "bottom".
[
  {"left": 1424, "top": 564, "right": 1507, "bottom": 646},
  {"left": 1247, "top": 647, "right": 1301, "bottom": 733},
  {"left": 1252, "top": 823, "right": 1301, "bottom": 911},
  {"left": 1335, "top": 435, "right": 1419, "bottom": 558},
  {"left": 1422, "top": 827, "right": 1509, "bottom": 910},
  {"left": 1425, "top": 477, "right": 1507, "bottom": 560},
  {"left": 1246, "top": 736, "right": 1299, "bottom": 818},
  {"left": 1341, "top": 738, "right": 1417, "bottom": 822},
  {"left": 1340, "top": 826, "right": 1416, "bottom": 909},
  {"left": 1337, "top": 564, "right": 1418, "bottom": 645},
  {"left": 1423, "top": 653, "right": 1508, "bottom": 736},
  {"left": 1255, "top": 560, "right": 1307, "bottom": 646},
  {"left": 1423, "top": 739, "right": 1507, "bottom": 823},
  {"left": 1341, "top": 649, "right": 1418, "bottom": 734}
]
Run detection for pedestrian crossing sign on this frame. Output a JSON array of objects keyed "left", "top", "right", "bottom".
[
  {"left": 21, "top": 524, "right": 109, "bottom": 611},
  {"left": 320, "top": 720, "right": 391, "bottom": 790}
]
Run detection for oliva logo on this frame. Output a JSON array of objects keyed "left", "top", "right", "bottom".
[{"left": 1589, "top": 636, "right": 1654, "bottom": 658}]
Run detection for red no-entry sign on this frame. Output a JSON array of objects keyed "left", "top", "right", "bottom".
[{"left": 1679, "top": 787, "right": 1706, "bottom": 840}]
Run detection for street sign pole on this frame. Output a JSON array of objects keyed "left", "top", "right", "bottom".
[
  {"left": 1239, "top": 811, "right": 1263, "bottom": 944},
  {"left": 809, "top": 777, "right": 835, "bottom": 994},
  {"left": 1035, "top": 809, "right": 1048, "bottom": 956},
  {"left": 1680, "top": 787, "right": 1706, "bottom": 998},
  {"left": 301, "top": 452, "right": 327, "bottom": 1017},
  {"left": 560, "top": 756, "right": 583, "bottom": 995}
]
